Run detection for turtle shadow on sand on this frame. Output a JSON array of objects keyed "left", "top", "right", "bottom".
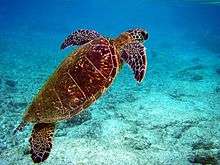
[
  {"left": 172, "top": 64, "right": 205, "bottom": 82},
  {"left": 166, "top": 64, "right": 205, "bottom": 102}
]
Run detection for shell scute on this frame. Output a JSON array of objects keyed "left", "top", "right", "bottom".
[{"left": 25, "top": 38, "right": 119, "bottom": 123}]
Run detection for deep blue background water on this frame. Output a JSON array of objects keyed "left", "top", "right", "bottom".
[
  {"left": 1, "top": 0, "right": 220, "bottom": 40},
  {"left": 1, "top": 0, "right": 220, "bottom": 63}
]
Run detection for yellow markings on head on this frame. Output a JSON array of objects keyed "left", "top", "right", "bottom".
[{"left": 113, "top": 32, "right": 133, "bottom": 51}]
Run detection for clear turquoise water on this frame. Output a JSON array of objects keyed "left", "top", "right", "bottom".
[{"left": 0, "top": 0, "right": 220, "bottom": 164}]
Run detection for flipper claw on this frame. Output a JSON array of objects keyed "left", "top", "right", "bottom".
[{"left": 13, "top": 121, "right": 27, "bottom": 135}]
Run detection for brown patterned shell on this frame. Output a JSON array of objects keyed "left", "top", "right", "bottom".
[{"left": 24, "top": 38, "right": 119, "bottom": 123}]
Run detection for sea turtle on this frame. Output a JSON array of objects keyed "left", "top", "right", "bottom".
[{"left": 14, "top": 28, "right": 148, "bottom": 163}]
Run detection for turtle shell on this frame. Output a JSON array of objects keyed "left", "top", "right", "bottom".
[{"left": 24, "top": 38, "right": 119, "bottom": 123}]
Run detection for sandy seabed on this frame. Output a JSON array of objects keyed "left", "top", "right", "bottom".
[{"left": 0, "top": 30, "right": 219, "bottom": 165}]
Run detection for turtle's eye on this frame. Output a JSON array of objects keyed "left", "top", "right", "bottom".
[{"left": 140, "top": 31, "right": 148, "bottom": 40}]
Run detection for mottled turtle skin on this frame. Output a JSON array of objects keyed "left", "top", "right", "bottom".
[{"left": 15, "top": 28, "right": 148, "bottom": 163}]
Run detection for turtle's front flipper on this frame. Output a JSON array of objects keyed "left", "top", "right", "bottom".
[
  {"left": 60, "top": 29, "right": 102, "bottom": 49},
  {"left": 121, "top": 42, "right": 147, "bottom": 82},
  {"left": 29, "top": 123, "right": 55, "bottom": 163}
]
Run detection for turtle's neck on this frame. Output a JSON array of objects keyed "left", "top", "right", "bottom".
[{"left": 113, "top": 32, "right": 133, "bottom": 50}]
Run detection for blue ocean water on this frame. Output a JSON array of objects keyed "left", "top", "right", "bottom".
[{"left": 0, "top": 0, "right": 220, "bottom": 164}]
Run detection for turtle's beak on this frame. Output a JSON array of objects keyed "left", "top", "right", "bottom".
[
  {"left": 141, "top": 31, "right": 148, "bottom": 41},
  {"left": 60, "top": 42, "right": 67, "bottom": 50}
]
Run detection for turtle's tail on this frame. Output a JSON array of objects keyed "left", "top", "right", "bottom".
[{"left": 13, "top": 121, "right": 27, "bottom": 135}]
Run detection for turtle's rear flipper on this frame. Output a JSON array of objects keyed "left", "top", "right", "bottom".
[
  {"left": 121, "top": 42, "right": 147, "bottom": 82},
  {"left": 29, "top": 123, "right": 55, "bottom": 163},
  {"left": 13, "top": 121, "right": 27, "bottom": 135},
  {"left": 60, "top": 29, "right": 102, "bottom": 49}
]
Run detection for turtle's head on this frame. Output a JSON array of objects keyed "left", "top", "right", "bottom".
[
  {"left": 126, "top": 28, "right": 148, "bottom": 43},
  {"left": 114, "top": 28, "right": 148, "bottom": 50}
]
